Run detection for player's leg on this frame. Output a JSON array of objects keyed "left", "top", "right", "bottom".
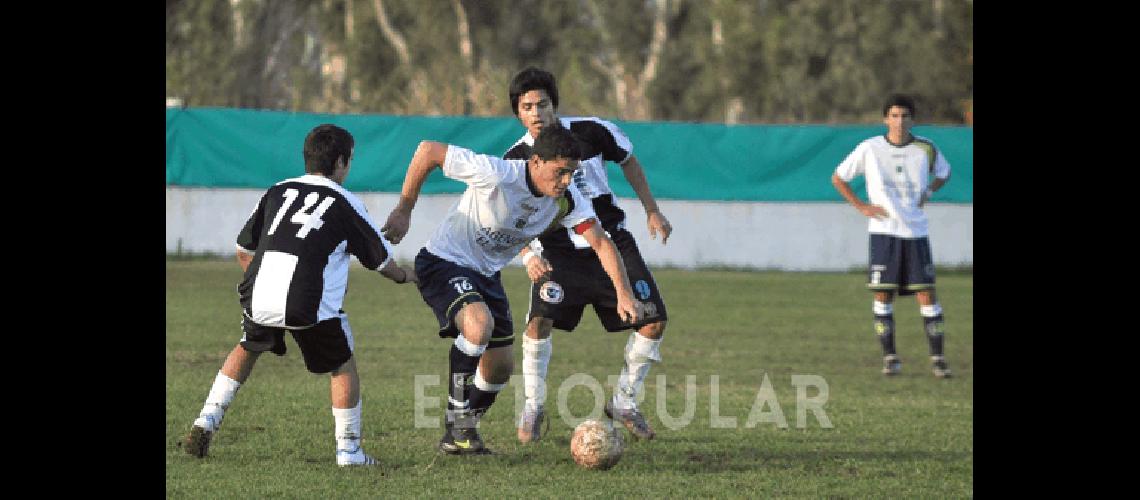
[
  {"left": 916, "top": 289, "right": 950, "bottom": 378},
  {"left": 518, "top": 316, "right": 553, "bottom": 443},
  {"left": 440, "top": 300, "right": 495, "bottom": 454},
  {"left": 599, "top": 229, "right": 668, "bottom": 439},
  {"left": 867, "top": 234, "right": 903, "bottom": 375},
  {"left": 329, "top": 356, "right": 378, "bottom": 465},
  {"left": 518, "top": 257, "right": 589, "bottom": 443},
  {"left": 293, "top": 314, "right": 379, "bottom": 466},
  {"left": 903, "top": 237, "right": 951, "bottom": 378},
  {"left": 873, "top": 291, "right": 900, "bottom": 375},
  {"left": 183, "top": 317, "right": 274, "bottom": 458}
]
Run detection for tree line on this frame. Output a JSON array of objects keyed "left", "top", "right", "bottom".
[{"left": 166, "top": 0, "right": 972, "bottom": 124}]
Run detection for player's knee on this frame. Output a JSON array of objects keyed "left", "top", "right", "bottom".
[
  {"left": 457, "top": 303, "right": 494, "bottom": 345},
  {"left": 639, "top": 320, "right": 667, "bottom": 340},
  {"left": 526, "top": 317, "right": 554, "bottom": 340}
]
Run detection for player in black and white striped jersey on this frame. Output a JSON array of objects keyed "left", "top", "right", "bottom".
[
  {"left": 181, "top": 124, "right": 418, "bottom": 467},
  {"left": 504, "top": 67, "right": 673, "bottom": 443}
]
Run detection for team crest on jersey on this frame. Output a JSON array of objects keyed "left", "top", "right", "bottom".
[
  {"left": 925, "top": 263, "right": 936, "bottom": 277},
  {"left": 539, "top": 281, "right": 564, "bottom": 304},
  {"left": 634, "top": 280, "right": 652, "bottom": 300}
]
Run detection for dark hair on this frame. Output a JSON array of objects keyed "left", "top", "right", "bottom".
[
  {"left": 303, "top": 124, "right": 354, "bottom": 175},
  {"left": 531, "top": 124, "right": 580, "bottom": 162},
  {"left": 882, "top": 94, "right": 916, "bottom": 117},
  {"left": 509, "top": 67, "right": 559, "bottom": 116}
]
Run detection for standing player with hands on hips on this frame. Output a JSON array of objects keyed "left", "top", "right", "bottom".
[
  {"left": 504, "top": 67, "right": 672, "bottom": 443},
  {"left": 181, "top": 124, "right": 418, "bottom": 467},
  {"left": 831, "top": 94, "right": 954, "bottom": 379},
  {"left": 381, "top": 124, "right": 643, "bottom": 455}
]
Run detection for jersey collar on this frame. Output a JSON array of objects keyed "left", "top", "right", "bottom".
[{"left": 883, "top": 133, "right": 915, "bottom": 147}]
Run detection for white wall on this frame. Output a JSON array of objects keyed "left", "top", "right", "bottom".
[{"left": 166, "top": 187, "right": 972, "bottom": 271}]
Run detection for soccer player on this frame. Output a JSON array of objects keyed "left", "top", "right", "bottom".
[
  {"left": 831, "top": 94, "right": 954, "bottom": 378},
  {"left": 181, "top": 124, "right": 418, "bottom": 466},
  {"left": 503, "top": 67, "right": 672, "bottom": 443},
  {"left": 380, "top": 125, "right": 643, "bottom": 455}
]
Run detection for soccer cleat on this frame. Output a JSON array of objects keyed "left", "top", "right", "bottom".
[
  {"left": 181, "top": 415, "right": 219, "bottom": 458},
  {"left": 882, "top": 355, "right": 902, "bottom": 376},
  {"left": 604, "top": 400, "right": 656, "bottom": 441},
  {"left": 182, "top": 425, "right": 213, "bottom": 458},
  {"left": 336, "top": 446, "right": 379, "bottom": 466},
  {"left": 438, "top": 420, "right": 492, "bottom": 455},
  {"left": 931, "top": 356, "right": 953, "bottom": 379},
  {"left": 517, "top": 405, "right": 547, "bottom": 443}
]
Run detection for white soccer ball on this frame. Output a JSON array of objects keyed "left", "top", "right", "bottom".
[{"left": 570, "top": 419, "right": 625, "bottom": 470}]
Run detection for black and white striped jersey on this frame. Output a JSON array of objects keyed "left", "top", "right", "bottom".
[
  {"left": 504, "top": 116, "right": 633, "bottom": 251},
  {"left": 235, "top": 174, "right": 394, "bottom": 329}
]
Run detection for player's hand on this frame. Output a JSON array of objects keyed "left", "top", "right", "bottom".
[
  {"left": 616, "top": 294, "right": 643, "bottom": 324},
  {"left": 647, "top": 210, "right": 673, "bottom": 245},
  {"left": 382, "top": 208, "right": 411, "bottom": 244},
  {"left": 858, "top": 203, "right": 889, "bottom": 220},
  {"left": 525, "top": 254, "right": 553, "bottom": 283}
]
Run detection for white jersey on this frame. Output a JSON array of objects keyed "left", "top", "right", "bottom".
[
  {"left": 425, "top": 145, "right": 597, "bottom": 277},
  {"left": 834, "top": 134, "right": 951, "bottom": 238}
]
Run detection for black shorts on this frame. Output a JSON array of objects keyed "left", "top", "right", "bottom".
[
  {"left": 529, "top": 228, "right": 667, "bottom": 332},
  {"left": 239, "top": 312, "right": 354, "bottom": 374},
  {"left": 867, "top": 234, "right": 936, "bottom": 296},
  {"left": 414, "top": 248, "right": 514, "bottom": 348}
]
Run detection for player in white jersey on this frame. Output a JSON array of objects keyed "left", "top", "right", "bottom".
[
  {"left": 831, "top": 94, "right": 954, "bottom": 378},
  {"left": 381, "top": 125, "right": 643, "bottom": 455},
  {"left": 181, "top": 124, "right": 418, "bottom": 466},
  {"left": 504, "top": 67, "right": 672, "bottom": 443}
]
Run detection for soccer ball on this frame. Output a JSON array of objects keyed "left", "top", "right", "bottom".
[{"left": 570, "top": 419, "right": 624, "bottom": 470}]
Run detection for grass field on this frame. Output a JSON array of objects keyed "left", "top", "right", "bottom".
[{"left": 166, "top": 259, "right": 972, "bottom": 498}]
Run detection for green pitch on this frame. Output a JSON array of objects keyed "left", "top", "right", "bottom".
[{"left": 166, "top": 259, "right": 972, "bottom": 497}]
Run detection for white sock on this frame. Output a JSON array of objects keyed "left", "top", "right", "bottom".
[
  {"left": 195, "top": 371, "right": 241, "bottom": 431},
  {"left": 521, "top": 336, "right": 552, "bottom": 411},
  {"left": 614, "top": 332, "right": 662, "bottom": 410},
  {"left": 920, "top": 303, "right": 943, "bottom": 317},
  {"left": 333, "top": 399, "right": 363, "bottom": 452}
]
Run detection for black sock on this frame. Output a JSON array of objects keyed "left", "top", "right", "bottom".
[
  {"left": 874, "top": 314, "right": 896, "bottom": 356},
  {"left": 469, "top": 385, "right": 500, "bottom": 416},
  {"left": 447, "top": 344, "right": 481, "bottom": 427},
  {"left": 924, "top": 315, "right": 945, "bottom": 357}
]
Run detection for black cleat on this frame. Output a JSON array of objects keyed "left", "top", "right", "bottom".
[{"left": 439, "top": 424, "right": 492, "bottom": 455}]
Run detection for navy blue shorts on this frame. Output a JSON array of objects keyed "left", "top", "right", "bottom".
[
  {"left": 239, "top": 312, "right": 354, "bottom": 374},
  {"left": 529, "top": 228, "right": 667, "bottom": 332},
  {"left": 867, "top": 234, "right": 936, "bottom": 296},
  {"left": 414, "top": 248, "right": 514, "bottom": 348}
]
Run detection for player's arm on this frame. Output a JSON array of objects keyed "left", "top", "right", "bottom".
[
  {"left": 378, "top": 260, "right": 417, "bottom": 284},
  {"left": 831, "top": 173, "right": 888, "bottom": 220},
  {"left": 619, "top": 155, "right": 672, "bottom": 244},
  {"left": 382, "top": 140, "right": 449, "bottom": 244},
  {"left": 920, "top": 173, "right": 951, "bottom": 208},
  {"left": 580, "top": 221, "right": 642, "bottom": 324},
  {"left": 519, "top": 241, "right": 552, "bottom": 283}
]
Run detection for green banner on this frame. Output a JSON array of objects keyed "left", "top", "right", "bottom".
[{"left": 167, "top": 107, "right": 972, "bottom": 202}]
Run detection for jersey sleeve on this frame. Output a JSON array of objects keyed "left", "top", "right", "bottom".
[
  {"left": 235, "top": 193, "right": 267, "bottom": 255},
  {"left": 834, "top": 141, "right": 868, "bottom": 182},
  {"left": 932, "top": 146, "right": 951, "bottom": 179},
  {"left": 580, "top": 118, "right": 633, "bottom": 164},
  {"left": 442, "top": 145, "right": 510, "bottom": 191},
  {"left": 341, "top": 193, "right": 393, "bottom": 272},
  {"left": 560, "top": 183, "right": 598, "bottom": 230}
]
